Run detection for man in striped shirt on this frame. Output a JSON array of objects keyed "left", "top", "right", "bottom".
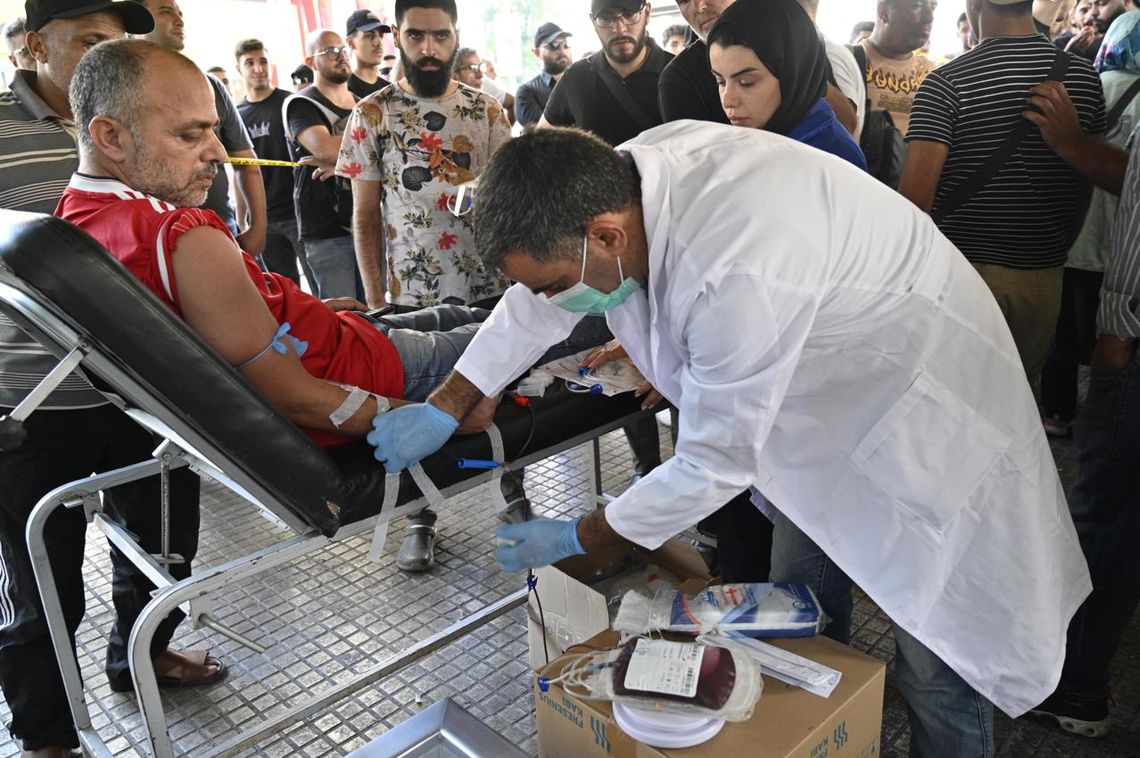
[
  {"left": 0, "top": 2, "right": 215, "bottom": 755},
  {"left": 1030, "top": 124, "right": 1140, "bottom": 737},
  {"left": 900, "top": 0, "right": 1107, "bottom": 385}
]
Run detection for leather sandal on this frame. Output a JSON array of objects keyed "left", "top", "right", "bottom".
[{"left": 108, "top": 648, "right": 227, "bottom": 692}]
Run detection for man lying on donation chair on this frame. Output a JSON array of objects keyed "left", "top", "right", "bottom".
[{"left": 55, "top": 40, "right": 587, "bottom": 566}]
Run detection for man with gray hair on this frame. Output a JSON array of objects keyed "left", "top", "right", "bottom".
[{"left": 0, "top": 4, "right": 213, "bottom": 754}]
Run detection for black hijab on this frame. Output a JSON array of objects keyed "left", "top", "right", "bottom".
[{"left": 706, "top": 0, "right": 830, "bottom": 135}]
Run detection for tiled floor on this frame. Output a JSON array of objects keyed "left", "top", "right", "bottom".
[{"left": 0, "top": 419, "right": 1136, "bottom": 757}]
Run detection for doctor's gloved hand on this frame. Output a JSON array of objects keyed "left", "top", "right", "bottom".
[
  {"left": 495, "top": 517, "right": 585, "bottom": 572},
  {"left": 367, "top": 402, "right": 459, "bottom": 474}
]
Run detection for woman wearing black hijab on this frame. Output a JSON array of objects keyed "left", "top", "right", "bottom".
[{"left": 707, "top": 0, "right": 866, "bottom": 169}]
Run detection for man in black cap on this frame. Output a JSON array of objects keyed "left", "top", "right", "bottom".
[
  {"left": 538, "top": 1, "right": 671, "bottom": 145},
  {"left": 291, "top": 62, "right": 313, "bottom": 90},
  {"left": 345, "top": 8, "right": 391, "bottom": 99},
  {"left": 0, "top": 7, "right": 216, "bottom": 755},
  {"left": 515, "top": 21, "right": 573, "bottom": 128}
]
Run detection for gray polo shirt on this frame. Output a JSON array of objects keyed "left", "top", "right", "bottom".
[{"left": 0, "top": 70, "right": 107, "bottom": 409}]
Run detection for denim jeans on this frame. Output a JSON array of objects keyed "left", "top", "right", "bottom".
[
  {"left": 769, "top": 509, "right": 994, "bottom": 757},
  {"left": 262, "top": 217, "right": 316, "bottom": 289},
  {"left": 1059, "top": 349, "right": 1140, "bottom": 696},
  {"left": 374, "top": 307, "right": 614, "bottom": 402},
  {"left": 302, "top": 234, "right": 363, "bottom": 300}
]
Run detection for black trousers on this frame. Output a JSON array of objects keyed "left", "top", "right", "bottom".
[
  {"left": 0, "top": 406, "right": 200, "bottom": 751},
  {"left": 1041, "top": 268, "right": 1104, "bottom": 420}
]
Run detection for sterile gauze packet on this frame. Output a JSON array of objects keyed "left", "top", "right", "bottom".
[{"left": 614, "top": 582, "right": 824, "bottom": 637}]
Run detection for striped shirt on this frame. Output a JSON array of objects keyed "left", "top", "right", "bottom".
[
  {"left": 907, "top": 36, "right": 1106, "bottom": 269},
  {"left": 1099, "top": 128, "right": 1140, "bottom": 340},
  {"left": 0, "top": 71, "right": 107, "bottom": 409}
]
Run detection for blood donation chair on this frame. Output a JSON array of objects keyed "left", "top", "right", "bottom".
[{"left": 0, "top": 210, "right": 652, "bottom": 757}]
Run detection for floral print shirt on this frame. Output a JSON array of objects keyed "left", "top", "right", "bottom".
[{"left": 336, "top": 83, "right": 511, "bottom": 307}]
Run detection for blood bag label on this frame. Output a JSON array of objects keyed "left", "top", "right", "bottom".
[{"left": 623, "top": 639, "right": 704, "bottom": 698}]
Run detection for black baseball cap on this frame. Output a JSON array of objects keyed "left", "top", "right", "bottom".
[
  {"left": 534, "top": 22, "right": 571, "bottom": 48},
  {"left": 346, "top": 9, "right": 389, "bottom": 37},
  {"left": 290, "top": 63, "right": 313, "bottom": 85},
  {"left": 590, "top": 0, "right": 644, "bottom": 16},
  {"left": 24, "top": 0, "right": 154, "bottom": 33}
]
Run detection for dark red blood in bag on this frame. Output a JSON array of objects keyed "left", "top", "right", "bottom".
[{"left": 611, "top": 640, "right": 738, "bottom": 711}]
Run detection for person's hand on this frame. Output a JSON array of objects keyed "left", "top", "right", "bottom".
[
  {"left": 634, "top": 381, "right": 664, "bottom": 411},
  {"left": 1091, "top": 334, "right": 1138, "bottom": 369},
  {"left": 323, "top": 297, "right": 368, "bottom": 312},
  {"left": 1023, "top": 81, "right": 1083, "bottom": 157},
  {"left": 580, "top": 339, "right": 629, "bottom": 371},
  {"left": 1064, "top": 27, "right": 1103, "bottom": 58},
  {"left": 299, "top": 156, "right": 336, "bottom": 183},
  {"left": 456, "top": 394, "right": 500, "bottom": 435},
  {"left": 367, "top": 402, "right": 460, "bottom": 473},
  {"left": 236, "top": 225, "right": 267, "bottom": 256},
  {"left": 495, "top": 517, "right": 585, "bottom": 572}
]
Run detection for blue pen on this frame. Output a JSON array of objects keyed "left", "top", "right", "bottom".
[{"left": 458, "top": 458, "right": 500, "bottom": 470}]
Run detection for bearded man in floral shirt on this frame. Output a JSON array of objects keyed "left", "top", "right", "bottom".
[
  {"left": 337, "top": 0, "right": 510, "bottom": 313},
  {"left": 337, "top": 0, "right": 515, "bottom": 571}
]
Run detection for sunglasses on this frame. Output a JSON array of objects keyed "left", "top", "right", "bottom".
[
  {"left": 542, "top": 40, "right": 571, "bottom": 51},
  {"left": 315, "top": 46, "right": 350, "bottom": 58}
]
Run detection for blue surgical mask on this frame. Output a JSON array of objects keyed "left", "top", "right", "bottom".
[{"left": 547, "top": 233, "right": 642, "bottom": 313}]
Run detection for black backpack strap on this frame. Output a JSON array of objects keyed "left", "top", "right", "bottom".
[
  {"left": 1106, "top": 77, "right": 1140, "bottom": 133},
  {"left": 933, "top": 50, "right": 1069, "bottom": 225},
  {"left": 595, "top": 60, "right": 658, "bottom": 132}
]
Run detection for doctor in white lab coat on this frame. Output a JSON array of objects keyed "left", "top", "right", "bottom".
[{"left": 367, "top": 122, "right": 1091, "bottom": 756}]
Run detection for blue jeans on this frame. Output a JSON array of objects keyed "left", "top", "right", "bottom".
[
  {"left": 1059, "top": 348, "right": 1140, "bottom": 696},
  {"left": 302, "top": 234, "right": 363, "bottom": 300},
  {"left": 769, "top": 509, "right": 994, "bottom": 757},
  {"left": 374, "top": 307, "right": 615, "bottom": 402}
]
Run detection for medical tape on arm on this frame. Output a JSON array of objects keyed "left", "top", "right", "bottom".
[
  {"left": 236, "top": 322, "right": 308, "bottom": 370},
  {"left": 329, "top": 385, "right": 373, "bottom": 428},
  {"left": 368, "top": 471, "right": 403, "bottom": 562}
]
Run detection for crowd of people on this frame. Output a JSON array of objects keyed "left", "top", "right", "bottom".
[{"left": 0, "top": 0, "right": 1139, "bottom": 757}]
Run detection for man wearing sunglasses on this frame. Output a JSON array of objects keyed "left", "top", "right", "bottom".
[
  {"left": 283, "top": 29, "right": 362, "bottom": 301},
  {"left": 538, "top": 1, "right": 671, "bottom": 146},
  {"left": 516, "top": 22, "right": 573, "bottom": 128}
]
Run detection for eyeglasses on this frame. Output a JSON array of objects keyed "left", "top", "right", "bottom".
[
  {"left": 458, "top": 63, "right": 485, "bottom": 74},
  {"left": 591, "top": 4, "right": 646, "bottom": 29},
  {"left": 12, "top": 46, "right": 27, "bottom": 57},
  {"left": 315, "top": 46, "right": 350, "bottom": 58},
  {"left": 446, "top": 183, "right": 475, "bottom": 217},
  {"left": 542, "top": 40, "right": 571, "bottom": 51}
]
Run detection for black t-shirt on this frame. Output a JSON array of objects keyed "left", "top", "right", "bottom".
[
  {"left": 658, "top": 40, "right": 728, "bottom": 125},
  {"left": 284, "top": 86, "right": 357, "bottom": 240},
  {"left": 907, "top": 37, "right": 1106, "bottom": 268},
  {"left": 348, "top": 72, "right": 390, "bottom": 100},
  {"left": 543, "top": 39, "right": 673, "bottom": 146},
  {"left": 237, "top": 88, "right": 295, "bottom": 223}
]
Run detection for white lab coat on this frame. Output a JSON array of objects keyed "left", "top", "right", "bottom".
[{"left": 454, "top": 120, "right": 1091, "bottom": 717}]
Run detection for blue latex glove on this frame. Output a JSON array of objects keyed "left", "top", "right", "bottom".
[
  {"left": 495, "top": 517, "right": 585, "bottom": 572},
  {"left": 367, "top": 402, "right": 459, "bottom": 473}
]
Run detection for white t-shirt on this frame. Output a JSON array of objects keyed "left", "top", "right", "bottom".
[
  {"left": 824, "top": 36, "right": 865, "bottom": 138},
  {"left": 481, "top": 76, "right": 508, "bottom": 104}
]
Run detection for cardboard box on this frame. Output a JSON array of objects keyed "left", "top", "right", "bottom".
[
  {"left": 527, "top": 540, "right": 712, "bottom": 670},
  {"left": 535, "top": 630, "right": 885, "bottom": 758}
]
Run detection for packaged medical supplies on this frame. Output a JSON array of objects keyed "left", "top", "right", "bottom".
[
  {"left": 614, "top": 583, "right": 823, "bottom": 638},
  {"left": 697, "top": 633, "right": 842, "bottom": 698},
  {"left": 540, "top": 637, "right": 763, "bottom": 725}
]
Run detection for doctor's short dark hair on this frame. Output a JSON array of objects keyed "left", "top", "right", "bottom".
[{"left": 474, "top": 128, "right": 640, "bottom": 271}]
